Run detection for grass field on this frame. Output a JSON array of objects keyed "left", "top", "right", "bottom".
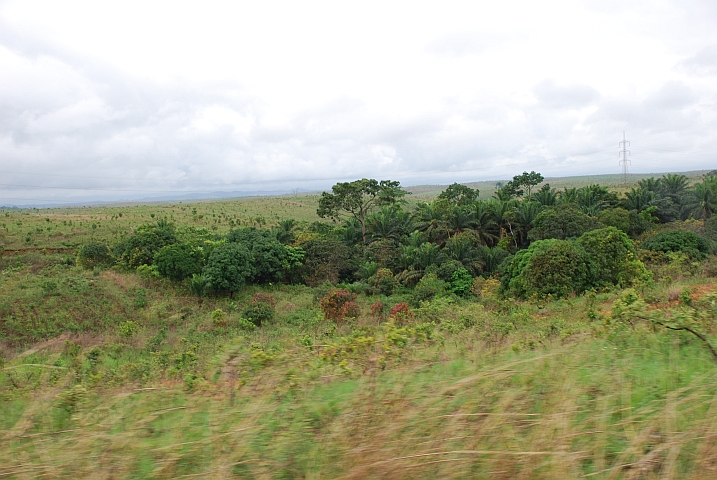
[{"left": 2, "top": 171, "right": 717, "bottom": 478}]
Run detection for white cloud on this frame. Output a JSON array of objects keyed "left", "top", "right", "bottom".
[{"left": 2, "top": 0, "right": 717, "bottom": 204}]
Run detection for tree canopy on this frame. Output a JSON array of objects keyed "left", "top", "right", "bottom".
[{"left": 317, "top": 179, "right": 409, "bottom": 243}]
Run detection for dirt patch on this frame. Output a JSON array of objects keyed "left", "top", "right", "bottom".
[{"left": 14, "top": 333, "right": 70, "bottom": 360}]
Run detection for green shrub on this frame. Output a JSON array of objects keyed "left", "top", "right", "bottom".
[
  {"left": 412, "top": 274, "right": 447, "bottom": 305},
  {"left": 153, "top": 243, "right": 203, "bottom": 281},
  {"left": 77, "top": 242, "right": 113, "bottom": 269},
  {"left": 203, "top": 243, "right": 254, "bottom": 296},
  {"left": 449, "top": 268, "right": 473, "bottom": 297},
  {"left": 241, "top": 303, "right": 274, "bottom": 326},
  {"left": 114, "top": 223, "right": 177, "bottom": 268},
  {"left": 502, "top": 239, "right": 594, "bottom": 299},
  {"left": 578, "top": 227, "right": 650, "bottom": 287},
  {"left": 529, "top": 205, "right": 600, "bottom": 241},
  {"left": 598, "top": 207, "right": 630, "bottom": 234},
  {"left": 640, "top": 229, "right": 711, "bottom": 259},
  {"left": 368, "top": 268, "right": 399, "bottom": 296}
]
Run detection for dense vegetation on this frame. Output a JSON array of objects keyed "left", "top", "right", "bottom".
[{"left": 2, "top": 171, "right": 717, "bottom": 478}]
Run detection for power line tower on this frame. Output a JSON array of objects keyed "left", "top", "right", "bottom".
[{"left": 619, "top": 132, "right": 631, "bottom": 186}]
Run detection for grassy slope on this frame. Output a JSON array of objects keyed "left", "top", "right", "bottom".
[{"left": 2, "top": 172, "right": 717, "bottom": 478}]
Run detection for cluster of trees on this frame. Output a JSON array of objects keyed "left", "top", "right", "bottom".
[{"left": 78, "top": 172, "right": 717, "bottom": 301}]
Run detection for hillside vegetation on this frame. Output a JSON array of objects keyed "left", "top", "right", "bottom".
[{"left": 3, "top": 172, "right": 717, "bottom": 478}]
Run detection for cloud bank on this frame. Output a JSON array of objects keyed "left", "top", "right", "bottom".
[{"left": 2, "top": 0, "right": 717, "bottom": 204}]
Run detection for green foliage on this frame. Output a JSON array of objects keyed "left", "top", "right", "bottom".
[
  {"left": 367, "top": 268, "right": 399, "bottom": 296},
  {"left": 437, "top": 183, "right": 479, "bottom": 205},
  {"left": 241, "top": 302, "right": 274, "bottom": 326},
  {"left": 435, "top": 259, "right": 466, "bottom": 283},
  {"left": 598, "top": 207, "right": 630, "bottom": 234},
  {"left": 640, "top": 229, "right": 711, "bottom": 259},
  {"left": 77, "top": 242, "right": 114, "bottom": 269},
  {"left": 211, "top": 308, "right": 228, "bottom": 327},
  {"left": 577, "top": 227, "right": 650, "bottom": 288},
  {"left": 412, "top": 273, "right": 447, "bottom": 305},
  {"left": 502, "top": 239, "right": 593, "bottom": 299},
  {"left": 227, "top": 227, "right": 289, "bottom": 284},
  {"left": 298, "top": 236, "right": 354, "bottom": 286},
  {"left": 317, "top": 178, "right": 409, "bottom": 243},
  {"left": 187, "top": 274, "right": 207, "bottom": 304},
  {"left": 114, "top": 223, "right": 177, "bottom": 268},
  {"left": 203, "top": 243, "right": 253, "bottom": 295},
  {"left": 529, "top": 205, "right": 600, "bottom": 241},
  {"left": 153, "top": 243, "right": 203, "bottom": 281},
  {"left": 449, "top": 267, "right": 473, "bottom": 297},
  {"left": 117, "top": 320, "right": 141, "bottom": 338}
]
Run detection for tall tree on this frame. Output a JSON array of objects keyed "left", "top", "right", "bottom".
[{"left": 317, "top": 179, "right": 409, "bottom": 243}]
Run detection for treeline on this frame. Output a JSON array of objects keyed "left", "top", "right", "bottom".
[{"left": 77, "top": 172, "right": 717, "bottom": 302}]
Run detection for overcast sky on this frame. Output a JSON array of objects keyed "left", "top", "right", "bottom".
[{"left": 2, "top": 0, "right": 717, "bottom": 204}]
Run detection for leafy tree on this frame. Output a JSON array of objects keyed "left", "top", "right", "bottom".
[
  {"left": 115, "top": 223, "right": 177, "bottom": 268},
  {"left": 203, "top": 243, "right": 254, "bottom": 296},
  {"left": 297, "top": 236, "right": 354, "bottom": 286},
  {"left": 367, "top": 206, "right": 413, "bottom": 243},
  {"left": 153, "top": 243, "right": 204, "bottom": 281},
  {"left": 501, "top": 239, "right": 594, "bottom": 299},
  {"left": 578, "top": 227, "right": 650, "bottom": 287},
  {"left": 227, "top": 227, "right": 291, "bottom": 284},
  {"left": 598, "top": 207, "right": 630, "bottom": 234},
  {"left": 507, "top": 171, "right": 544, "bottom": 201},
  {"left": 438, "top": 183, "right": 479, "bottom": 206},
  {"left": 528, "top": 205, "right": 599, "bottom": 241},
  {"left": 317, "top": 178, "right": 409, "bottom": 243}
]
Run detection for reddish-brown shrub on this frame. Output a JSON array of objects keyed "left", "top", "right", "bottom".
[
  {"left": 320, "top": 288, "right": 359, "bottom": 321},
  {"left": 389, "top": 302, "right": 414, "bottom": 324},
  {"left": 370, "top": 300, "right": 385, "bottom": 317}
]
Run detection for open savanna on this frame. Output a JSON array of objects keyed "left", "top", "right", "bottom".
[{"left": 2, "top": 172, "right": 717, "bottom": 478}]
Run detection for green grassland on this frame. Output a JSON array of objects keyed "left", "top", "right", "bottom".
[{"left": 2, "top": 172, "right": 717, "bottom": 478}]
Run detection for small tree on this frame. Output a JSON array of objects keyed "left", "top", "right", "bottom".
[
  {"left": 317, "top": 178, "right": 409, "bottom": 243},
  {"left": 188, "top": 274, "right": 207, "bottom": 306},
  {"left": 438, "top": 183, "right": 479, "bottom": 206},
  {"left": 203, "top": 243, "right": 254, "bottom": 297},
  {"left": 320, "top": 288, "right": 360, "bottom": 321},
  {"left": 153, "top": 243, "right": 203, "bottom": 281}
]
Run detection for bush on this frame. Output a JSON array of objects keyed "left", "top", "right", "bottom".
[
  {"left": 449, "top": 268, "right": 473, "bottom": 297},
  {"left": 502, "top": 239, "right": 594, "bottom": 299},
  {"left": 578, "top": 227, "right": 650, "bottom": 287},
  {"left": 153, "top": 243, "right": 203, "bottom": 281},
  {"left": 640, "top": 229, "right": 712, "bottom": 260},
  {"left": 298, "top": 237, "right": 355, "bottom": 286},
  {"left": 77, "top": 242, "right": 113, "bottom": 269},
  {"left": 368, "top": 268, "right": 399, "bottom": 296},
  {"left": 529, "top": 205, "right": 600, "bottom": 241},
  {"left": 114, "top": 223, "right": 177, "bottom": 268},
  {"left": 203, "top": 243, "right": 254, "bottom": 296},
  {"left": 411, "top": 274, "right": 447, "bottom": 305},
  {"left": 320, "top": 288, "right": 360, "bottom": 321},
  {"left": 598, "top": 208, "right": 630, "bottom": 234},
  {"left": 241, "top": 302, "right": 274, "bottom": 326}
]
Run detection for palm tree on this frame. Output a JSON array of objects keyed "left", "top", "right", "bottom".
[
  {"left": 660, "top": 173, "right": 689, "bottom": 198},
  {"left": 622, "top": 187, "right": 655, "bottom": 213},
  {"left": 367, "top": 206, "right": 407, "bottom": 242},
  {"left": 683, "top": 178, "right": 717, "bottom": 225},
  {"left": 558, "top": 187, "right": 578, "bottom": 204},
  {"left": 413, "top": 202, "right": 448, "bottom": 244},
  {"left": 444, "top": 205, "right": 475, "bottom": 238},
  {"left": 512, "top": 201, "right": 542, "bottom": 246},
  {"left": 476, "top": 246, "right": 510, "bottom": 275},
  {"left": 637, "top": 177, "right": 660, "bottom": 192},
  {"left": 471, "top": 201, "right": 499, "bottom": 246},
  {"left": 533, "top": 185, "right": 557, "bottom": 207}
]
